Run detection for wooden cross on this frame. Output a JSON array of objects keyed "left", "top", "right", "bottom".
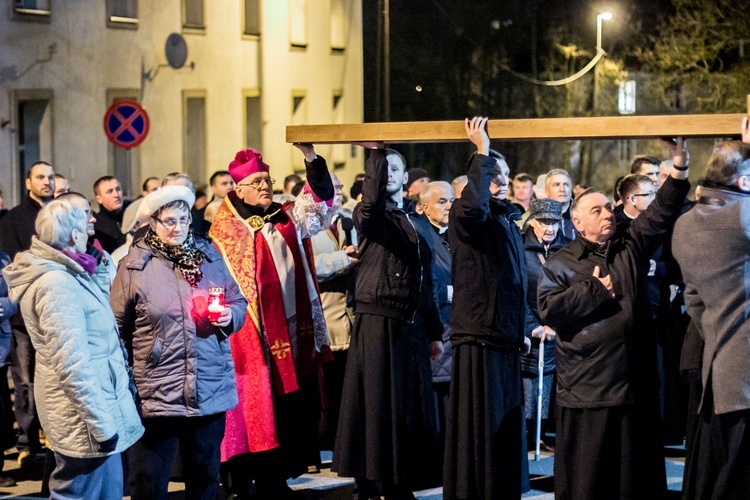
[{"left": 286, "top": 96, "right": 749, "bottom": 144}]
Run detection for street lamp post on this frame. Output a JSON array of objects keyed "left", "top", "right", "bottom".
[{"left": 593, "top": 12, "right": 612, "bottom": 115}]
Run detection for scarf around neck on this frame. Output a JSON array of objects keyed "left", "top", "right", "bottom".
[
  {"left": 145, "top": 229, "right": 205, "bottom": 287},
  {"left": 59, "top": 250, "right": 97, "bottom": 275}
]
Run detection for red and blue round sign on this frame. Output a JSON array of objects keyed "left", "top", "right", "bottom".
[{"left": 103, "top": 100, "right": 150, "bottom": 149}]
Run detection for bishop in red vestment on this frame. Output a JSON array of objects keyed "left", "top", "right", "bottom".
[{"left": 210, "top": 143, "right": 334, "bottom": 498}]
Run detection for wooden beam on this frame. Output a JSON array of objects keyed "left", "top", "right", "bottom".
[{"left": 286, "top": 113, "right": 744, "bottom": 144}]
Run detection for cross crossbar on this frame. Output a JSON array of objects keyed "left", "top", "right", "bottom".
[{"left": 286, "top": 113, "right": 746, "bottom": 144}]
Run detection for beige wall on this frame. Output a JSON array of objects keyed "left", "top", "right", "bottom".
[{"left": 0, "top": 0, "right": 363, "bottom": 206}]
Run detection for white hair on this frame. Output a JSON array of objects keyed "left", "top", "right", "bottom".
[
  {"left": 419, "top": 181, "right": 453, "bottom": 205},
  {"left": 35, "top": 198, "right": 87, "bottom": 250}
]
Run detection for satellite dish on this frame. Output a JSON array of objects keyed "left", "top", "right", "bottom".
[{"left": 165, "top": 33, "right": 188, "bottom": 69}]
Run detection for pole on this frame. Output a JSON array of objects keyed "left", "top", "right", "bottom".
[
  {"left": 593, "top": 15, "right": 603, "bottom": 116},
  {"left": 375, "top": 0, "right": 383, "bottom": 122},
  {"left": 383, "top": 0, "right": 391, "bottom": 122},
  {"left": 534, "top": 337, "right": 545, "bottom": 461}
]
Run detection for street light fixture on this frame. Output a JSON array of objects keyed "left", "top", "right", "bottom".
[{"left": 596, "top": 12, "right": 613, "bottom": 51}]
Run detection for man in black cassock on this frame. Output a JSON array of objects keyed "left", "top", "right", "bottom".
[
  {"left": 537, "top": 139, "right": 690, "bottom": 500},
  {"left": 332, "top": 143, "right": 444, "bottom": 498},
  {"left": 443, "top": 117, "right": 529, "bottom": 499}
]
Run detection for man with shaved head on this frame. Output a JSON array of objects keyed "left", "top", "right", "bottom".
[{"left": 537, "top": 139, "right": 690, "bottom": 500}]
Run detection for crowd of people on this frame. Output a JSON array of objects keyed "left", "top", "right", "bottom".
[{"left": 0, "top": 116, "right": 749, "bottom": 500}]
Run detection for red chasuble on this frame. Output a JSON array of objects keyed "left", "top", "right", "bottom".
[{"left": 211, "top": 194, "right": 331, "bottom": 461}]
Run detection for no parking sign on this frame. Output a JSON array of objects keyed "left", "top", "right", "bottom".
[{"left": 103, "top": 100, "right": 150, "bottom": 149}]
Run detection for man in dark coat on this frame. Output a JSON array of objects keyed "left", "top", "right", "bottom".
[
  {"left": 537, "top": 139, "right": 690, "bottom": 500},
  {"left": 332, "top": 144, "right": 444, "bottom": 498},
  {"left": 412, "top": 180, "right": 454, "bottom": 460},
  {"left": 672, "top": 136, "right": 750, "bottom": 499},
  {"left": 443, "top": 117, "right": 529, "bottom": 499},
  {"left": 521, "top": 198, "right": 570, "bottom": 451},
  {"left": 93, "top": 175, "right": 130, "bottom": 253},
  {"left": 0, "top": 160, "right": 55, "bottom": 466}
]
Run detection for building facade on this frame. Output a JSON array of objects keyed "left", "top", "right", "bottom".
[{"left": 0, "top": 0, "right": 364, "bottom": 205}]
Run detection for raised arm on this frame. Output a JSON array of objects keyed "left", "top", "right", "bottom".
[
  {"left": 353, "top": 146, "right": 389, "bottom": 236},
  {"left": 294, "top": 143, "right": 334, "bottom": 203},
  {"left": 628, "top": 137, "right": 690, "bottom": 259},
  {"left": 451, "top": 117, "right": 496, "bottom": 240}
]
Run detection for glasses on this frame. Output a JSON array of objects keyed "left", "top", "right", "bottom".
[
  {"left": 633, "top": 191, "right": 656, "bottom": 198},
  {"left": 334, "top": 184, "right": 344, "bottom": 190},
  {"left": 536, "top": 220, "right": 560, "bottom": 228},
  {"left": 153, "top": 216, "right": 191, "bottom": 230},
  {"left": 237, "top": 177, "right": 276, "bottom": 190}
]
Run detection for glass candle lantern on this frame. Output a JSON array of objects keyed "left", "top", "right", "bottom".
[{"left": 207, "top": 287, "right": 226, "bottom": 322}]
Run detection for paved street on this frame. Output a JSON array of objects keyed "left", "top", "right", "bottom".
[{"left": 0, "top": 447, "right": 686, "bottom": 499}]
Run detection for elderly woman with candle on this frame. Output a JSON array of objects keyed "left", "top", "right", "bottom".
[
  {"left": 110, "top": 185, "right": 247, "bottom": 500},
  {"left": 3, "top": 198, "right": 144, "bottom": 499}
]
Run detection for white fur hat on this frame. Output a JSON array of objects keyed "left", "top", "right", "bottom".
[{"left": 136, "top": 185, "right": 195, "bottom": 224}]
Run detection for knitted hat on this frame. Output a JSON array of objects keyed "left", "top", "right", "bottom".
[
  {"left": 136, "top": 185, "right": 195, "bottom": 224},
  {"left": 405, "top": 168, "right": 429, "bottom": 190},
  {"left": 528, "top": 198, "right": 563, "bottom": 221},
  {"left": 228, "top": 148, "right": 270, "bottom": 183}
]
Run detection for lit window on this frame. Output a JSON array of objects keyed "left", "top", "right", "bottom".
[{"left": 618, "top": 80, "right": 636, "bottom": 115}]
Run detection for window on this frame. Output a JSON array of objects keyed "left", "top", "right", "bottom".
[
  {"left": 330, "top": 0, "right": 346, "bottom": 51},
  {"left": 183, "top": 91, "right": 207, "bottom": 186},
  {"left": 290, "top": 91, "right": 307, "bottom": 171},
  {"left": 289, "top": 0, "right": 307, "bottom": 48},
  {"left": 244, "top": 90, "right": 262, "bottom": 150},
  {"left": 183, "top": 0, "right": 205, "bottom": 30},
  {"left": 16, "top": 95, "right": 53, "bottom": 197},
  {"left": 12, "top": 0, "right": 51, "bottom": 22},
  {"left": 617, "top": 80, "right": 636, "bottom": 115},
  {"left": 107, "top": 0, "right": 138, "bottom": 29},
  {"left": 244, "top": 0, "right": 259, "bottom": 37}
]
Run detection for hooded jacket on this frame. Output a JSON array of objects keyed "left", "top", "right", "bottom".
[{"left": 3, "top": 237, "right": 144, "bottom": 458}]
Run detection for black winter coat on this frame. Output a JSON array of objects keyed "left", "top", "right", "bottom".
[
  {"left": 353, "top": 149, "right": 442, "bottom": 342},
  {"left": 537, "top": 177, "right": 689, "bottom": 408},
  {"left": 412, "top": 214, "right": 453, "bottom": 383},
  {"left": 521, "top": 227, "right": 569, "bottom": 375},
  {"left": 0, "top": 196, "right": 41, "bottom": 260},
  {"left": 448, "top": 153, "right": 527, "bottom": 351},
  {"left": 0, "top": 195, "right": 42, "bottom": 328},
  {"left": 94, "top": 202, "right": 131, "bottom": 254}
]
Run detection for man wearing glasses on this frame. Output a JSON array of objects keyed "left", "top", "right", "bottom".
[
  {"left": 209, "top": 144, "right": 335, "bottom": 498},
  {"left": 616, "top": 174, "right": 657, "bottom": 224}
]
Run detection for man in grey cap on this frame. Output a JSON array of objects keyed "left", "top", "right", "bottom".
[{"left": 521, "top": 198, "right": 570, "bottom": 451}]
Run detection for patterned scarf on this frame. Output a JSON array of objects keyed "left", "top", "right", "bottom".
[{"left": 145, "top": 229, "right": 205, "bottom": 287}]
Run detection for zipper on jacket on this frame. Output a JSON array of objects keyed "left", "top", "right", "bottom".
[{"left": 169, "top": 258, "right": 192, "bottom": 411}]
